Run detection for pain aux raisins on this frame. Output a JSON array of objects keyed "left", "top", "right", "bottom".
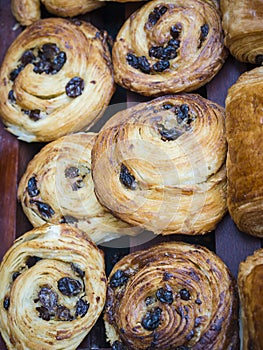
[
  {"left": 57, "top": 277, "right": 82, "bottom": 296},
  {"left": 29, "top": 200, "right": 55, "bottom": 219},
  {"left": 141, "top": 307, "right": 162, "bottom": 331},
  {"left": 27, "top": 176, "right": 40, "bottom": 197},
  {"left": 119, "top": 164, "right": 137, "bottom": 190},
  {"left": 110, "top": 269, "right": 129, "bottom": 288},
  {"left": 156, "top": 287, "right": 174, "bottom": 304},
  {"left": 65, "top": 77, "right": 85, "bottom": 98}
]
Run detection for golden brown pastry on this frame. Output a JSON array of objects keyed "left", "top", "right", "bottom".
[
  {"left": 91, "top": 94, "right": 227, "bottom": 235},
  {"left": 112, "top": 0, "right": 227, "bottom": 96},
  {"left": 238, "top": 248, "right": 263, "bottom": 350},
  {"left": 0, "top": 18, "right": 115, "bottom": 142},
  {"left": 18, "top": 132, "right": 140, "bottom": 244},
  {"left": 226, "top": 67, "right": 263, "bottom": 237},
  {"left": 221, "top": 0, "right": 263, "bottom": 64},
  {"left": 0, "top": 224, "right": 106, "bottom": 350},
  {"left": 105, "top": 241, "right": 239, "bottom": 349},
  {"left": 11, "top": 0, "right": 104, "bottom": 26}
]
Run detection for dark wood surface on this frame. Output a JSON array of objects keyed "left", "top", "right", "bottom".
[{"left": 0, "top": 1, "right": 262, "bottom": 349}]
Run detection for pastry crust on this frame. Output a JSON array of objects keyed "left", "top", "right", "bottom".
[
  {"left": 104, "top": 241, "right": 239, "bottom": 349},
  {"left": 112, "top": 0, "right": 227, "bottom": 96},
  {"left": 0, "top": 18, "right": 115, "bottom": 142},
  {"left": 226, "top": 67, "right": 263, "bottom": 237},
  {"left": 238, "top": 248, "right": 263, "bottom": 350},
  {"left": 91, "top": 94, "right": 227, "bottom": 235},
  {"left": 17, "top": 132, "right": 140, "bottom": 244},
  {"left": 221, "top": 0, "right": 263, "bottom": 64},
  {"left": 0, "top": 224, "right": 106, "bottom": 350}
]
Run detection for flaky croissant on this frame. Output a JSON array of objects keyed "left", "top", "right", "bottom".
[
  {"left": 112, "top": 0, "right": 227, "bottom": 96},
  {"left": 221, "top": 0, "right": 263, "bottom": 64},
  {"left": 238, "top": 248, "right": 263, "bottom": 350},
  {"left": 104, "top": 241, "right": 239, "bottom": 349},
  {"left": 0, "top": 224, "right": 106, "bottom": 350},
  {"left": 92, "top": 94, "right": 227, "bottom": 235},
  {"left": 17, "top": 132, "right": 140, "bottom": 245},
  {"left": 0, "top": 18, "right": 115, "bottom": 142},
  {"left": 226, "top": 67, "right": 263, "bottom": 237}
]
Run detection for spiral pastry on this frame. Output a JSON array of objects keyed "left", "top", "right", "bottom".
[
  {"left": 226, "top": 67, "right": 263, "bottom": 237},
  {"left": 238, "top": 249, "right": 263, "bottom": 350},
  {"left": 11, "top": 0, "right": 104, "bottom": 26},
  {"left": 18, "top": 132, "right": 139, "bottom": 244},
  {"left": 92, "top": 94, "right": 227, "bottom": 235},
  {"left": 112, "top": 0, "right": 227, "bottom": 96},
  {"left": 0, "top": 18, "right": 115, "bottom": 142},
  {"left": 221, "top": 0, "right": 263, "bottom": 65},
  {"left": 0, "top": 224, "right": 106, "bottom": 350},
  {"left": 104, "top": 241, "right": 239, "bottom": 350}
]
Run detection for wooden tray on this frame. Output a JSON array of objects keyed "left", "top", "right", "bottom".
[{"left": 0, "top": 1, "right": 262, "bottom": 349}]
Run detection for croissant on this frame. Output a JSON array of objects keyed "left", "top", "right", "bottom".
[
  {"left": 112, "top": 0, "right": 227, "bottom": 96},
  {"left": 91, "top": 94, "right": 227, "bottom": 235},
  {"left": 221, "top": 0, "right": 263, "bottom": 64},
  {"left": 11, "top": 0, "right": 104, "bottom": 26},
  {"left": 238, "top": 248, "right": 263, "bottom": 350},
  {"left": 104, "top": 241, "right": 239, "bottom": 349},
  {"left": 226, "top": 67, "right": 263, "bottom": 237},
  {"left": 17, "top": 132, "right": 140, "bottom": 245},
  {"left": 0, "top": 224, "right": 106, "bottom": 350},
  {"left": 0, "top": 18, "right": 115, "bottom": 142}
]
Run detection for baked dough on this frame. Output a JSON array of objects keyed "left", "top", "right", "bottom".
[
  {"left": 0, "top": 224, "right": 106, "bottom": 350},
  {"left": 226, "top": 67, "right": 263, "bottom": 237},
  {"left": 17, "top": 132, "right": 140, "bottom": 244},
  {"left": 92, "top": 94, "right": 227, "bottom": 235},
  {"left": 0, "top": 18, "right": 115, "bottom": 142},
  {"left": 112, "top": 0, "right": 227, "bottom": 96},
  {"left": 11, "top": 0, "right": 104, "bottom": 25},
  {"left": 238, "top": 249, "right": 263, "bottom": 350},
  {"left": 104, "top": 241, "right": 239, "bottom": 349},
  {"left": 221, "top": 0, "right": 263, "bottom": 64}
]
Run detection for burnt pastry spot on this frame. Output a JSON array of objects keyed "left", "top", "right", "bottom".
[
  {"left": 26, "top": 256, "right": 42, "bottom": 268},
  {"left": 71, "top": 263, "right": 85, "bottom": 278},
  {"left": 112, "top": 340, "right": 127, "bottom": 350},
  {"left": 119, "top": 164, "right": 137, "bottom": 190},
  {"left": 12, "top": 271, "right": 21, "bottom": 281},
  {"left": 179, "top": 288, "right": 191, "bottom": 301},
  {"left": 60, "top": 215, "right": 78, "bottom": 224},
  {"left": 29, "top": 109, "right": 41, "bottom": 122},
  {"left": 8, "top": 90, "right": 16, "bottom": 103},
  {"left": 110, "top": 270, "right": 129, "bottom": 288},
  {"left": 141, "top": 307, "right": 162, "bottom": 331},
  {"left": 75, "top": 298, "right": 89, "bottom": 318},
  {"left": 147, "top": 6, "right": 168, "bottom": 27},
  {"left": 145, "top": 296, "right": 156, "bottom": 306},
  {"left": 57, "top": 277, "right": 82, "bottom": 296},
  {"left": 56, "top": 305, "right": 73, "bottom": 321},
  {"left": 255, "top": 54, "right": 263, "bottom": 65},
  {"left": 65, "top": 166, "right": 79, "bottom": 178},
  {"left": 158, "top": 124, "right": 183, "bottom": 141},
  {"left": 27, "top": 176, "right": 40, "bottom": 197},
  {"left": 65, "top": 77, "right": 84, "bottom": 97},
  {"left": 29, "top": 200, "right": 55, "bottom": 219},
  {"left": 3, "top": 296, "right": 10, "bottom": 310},
  {"left": 156, "top": 287, "right": 174, "bottom": 304}
]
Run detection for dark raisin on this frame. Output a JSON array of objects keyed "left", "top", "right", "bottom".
[
  {"left": 51, "top": 51, "right": 66, "bottom": 73},
  {"left": 119, "top": 164, "right": 136, "bottom": 190},
  {"left": 30, "top": 200, "right": 55, "bottom": 219},
  {"left": 22, "top": 109, "right": 30, "bottom": 115},
  {"left": 65, "top": 77, "right": 84, "bottom": 98},
  {"left": 71, "top": 263, "right": 85, "bottom": 278},
  {"left": 149, "top": 46, "right": 164, "bottom": 59},
  {"left": 26, "top": 256, "right": 42, "bottom": 268},
  {"left": 71, "top": 180, "right": 84, "bottom": 191},
  {"left": 27, "top": 176, "right": 40, "bottom": 197},
  {"left": 161, "top": 46, "right": 177, "bottom": 60},
  {"left": 194, "top": 316, "right": 202, "bottom": 327},
  {"left": 126, "top": 53, "right": 138, "bottom": 69},
  {"left": 112, "top": 340, "right": 126, "bottom": 350},
  {"left": 179, "top": 288, "right": 191, "bottom": 301},
  {"left": 141, "top": 307, "right": 162, "bottom": 331},
  {"left": 137, "top": 56, "right": 151, "bottom": 74},
  {"left": 163, "top": 104, "right": 173, "bottom": 110},
  {"left": 110, "top": 270, "right": 129, "bottom": 288},
  {"left": 65, "top": 166, "right": 79, "bottom": 178},
  {"left": 195, "top": 298, "right": 202, "bottom": 305},
  {"left": 255, "top": 54, "right": 263, "bottom": 65},
  {"left": 163, "top": 272, "right": 173, "bottom": 280},
  {"left": 10, "top": 65, "right": 23, "bottom": 81},
  {"left": 36, "top": 306, "right": 51, "bottom": 321},
  {"left": 200, "top": 24, "right": 209, "bottom": 42},
  {"left": 60, "top": 215, "right": 78, "bottom": 224},
  {"left": 186, "top": 330, "right": 195, "bottom": 340},
  {"left": 168, "top": 39, "right": 180, "bottom": 48},
  {"left": 28, "top": 109, "right": 41, "bottom": 121},
  {"left": 152, "top": 60, "right": 170, "bottom": 72},
  {"left": 170, "top": 24, "right": 182, "bottom": 39},
  {"left": 148, "top": 11, "right": 161, "bottom": 26},
  {"left": 8, "top": 90, "right": 16, "bottom": 103},
  {"left": 75, "top": 298, "right": 89, "bottom": 318},
  {"left": 56, "top": 305, "right": 73, "bottom": 321},
  {"left": 175, "top": 104, "right": 189, "bottom": 122},
  {"left": 210, "top": 317, "right": 224, "bottom": 331},
  {"left": 159, "top": 126, "right": 183, "bottom": 141},
  {"left": 38, "top": 286, "right": 58, "bottom": 310},
  {"left": 158, "top": 6, "right": 168, "bottom": 15},
  {"left": 145, "top": 296, "right": 156, "bottom": 306},
  {"left": 19, "top": 50, "right": 35, "bottom": 66},
  {"left": 41, "top": 43, "right": 60, "bottom": 60},
  {"left": 156, "top": 287, "right": 174, "bottom": 304},
  {"left": 3, "top": 297, "right": 10, "bottom": 310},
  {"left": 58, "top": 277, "right": 82, "bottom": 296},
  {"left": 12, "top": 271, "right": 21, "bottom": 281},
  {"left": 176, "top": 346, "right": 189, "bottom": 350},
  {"left": 33, "top": 60, "right": 52, "bottom": 74}
]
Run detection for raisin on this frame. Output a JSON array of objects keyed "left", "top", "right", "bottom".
[
  {"left": 179, "top": 288, "right": 191, "bottom": 301},
  {"left": 75, "top": 298, "right": 89, "bottom": 318},
  {"left": 186, "top": 330, "right": 195, "bottom": 340},
  {"left": 30, "top": 200, "right": 55, "bottom": 219},
  {"left": 71, "top": 263, "right": 85, "bottom": 278},
  {"left": 10, "top": 65, "right": 23, "bottom": 81},
  {"left": 148, "top": 6, "right": 167, "bottom": 26},
  {"left": 38, "top": 286, "right": 58, "bottom": 310},
  {"left": 60, "top": 215, "right": 78, "bottom": 224},
  {"left": 3, "top": 297, "right": 10, "bottom": 310},
  {"left": 170, "top": 24, "right": 182, "bottom": 39},
  {"left": 65, "top": 77, "right": 84, "bottom": 97},
  {"left": 163, "top": 272, "right": 173, "bottom": 280},
  {"left": 12, "top": 271, "right": 21, "bottom": 281},
  {"left": 141, "top": 307, "right": 162, "bottom": 331},
  {"left": 64, "top": 166, "right": 79, "bottom": 178},
  {"left": 33, "top": 60, "right": 52, "bottom": 74},
  {"left": 36, "top": 306, "right": 51, "bottom": 321},
  {"left": 152, "top": 60, "right": 170, "bottom": 72},
  {"left": 112, "top": 340, "right": 126, "bottom": 350},
  {"left": 19, "top": 50, "right": 35, "bottom": 66},
  {"left": 168, "top": 39, "right": 180, "bottom": 49},
  {"left": 161, "top": 46, "right": 177, "bottom": 60},
  {"left": 26, "top": 256, "right": 42, "bottom": 268},
  {"left": 175, "top": 104, "right": 190, "bottom": 123},
  {"left": 156, "top": 287, "right": 174, "bottom": 304},
  {"left": 145, "top": 296, "right": 156, "bottom": 306},
  {"left": 27, "top": 176, "right": 40, "bottom": 197},
  {"left": 28, "top": 109, "right": 41, "bottom": 121},
  {"left": 163, "top": 104, "right": 173, "bottom": 110},
  {"left": 41, "top": 43, "right": 60, "bottom": 60},
  {"left": 255, "top": 55, "right": 263, "bottom": 65},
  {"left": 149, "top": 46, "right": 164, "bottom": 59},
  {"left": 119, "top": 164, "right": 136, "bottom": 190},
  {"left": 8, "top": 90, "right": 16, "bottom": 103},
  {"left": 126, "top": 53, "right": 138, "bottom": 69},
  {"left": 110, "top": 270, "right": 129, "bottom": 288},
  {"left": 51, "top": 51, "right": 66, "bottom": 73},
  {"left": 195, "top": 298, "right": 202, "bottom": 305},
  {"left": 56, "top": 305, "right": 73, "bottom": 321},
  {"left": 159, "top": 125, "right": 183, "bottom": 141},
  {"left": 159, "top": 6, "right": 168, "bottom": 15},
  {"left": 200, "top": 24, "right": 209, "bottom": 42},
  {"left": 58, "top": 277, "right": 82, "bottom": 296},
  {"left": 71, "top": 180, "right": 84, "bottom": 191},
  {"left": 137, "top": 56, "right": 151, "bottom": 74}
]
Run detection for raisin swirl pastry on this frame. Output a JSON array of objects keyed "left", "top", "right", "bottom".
[
  {"left": 104, "top": 242, "right": 239, "bottom": 350},
  {"left": 11, "top": 0, "right": 104, "bottom": 26},
  {"left": 0, "top": 224, "right": 106, "bottom": 350},
  {"left": 18, "top": 132, "right": 139, "bottom": 244},
  {"left": 92, "top": 94, "right": 227, "bottom": 235},
  {"left": 0, "top": 18, "right": 114, "bottom": 142},
  {"left": 238, "top": 248, "right": 263, "bottom": 350},
  {"left": 112, "top": 0, "right": 227, "bottom": 96},
  {"left": 226, "top": 67, "right": 263, "bottom": 237},
  {"left": 221, "top": 0, "right": 263, "bottom": 65}
]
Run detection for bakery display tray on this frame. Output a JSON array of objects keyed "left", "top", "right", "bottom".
[{"left": 0, "top": 1, "right": 262, "bottom": 349}]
